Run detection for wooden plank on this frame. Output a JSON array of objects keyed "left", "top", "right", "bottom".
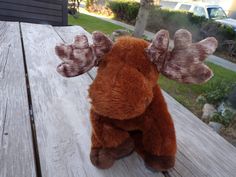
[
  {"left": 0, "top": 21, "right": 36, "bottom": 177},
  {"left": 55, "top": 26, "right": 236, "bottom": 177},
  {"left": 163, "top": 92, "right": 236, "bottom": 177},
  {"left": 61, "top": 0, "right": 68, "bottom": 26},
  {"left": 0, "top": 16, "right": 62, "bottom": 26},
  {"left": 0, "top": 0, "right": 68, "bottom": 25},
  {"left": 0, "top": 0, "right": 62, "bottom": 10},
  {"left": 21, "top": 23, "right": 164, "bottom": 177},
  {"left": 0, "top": 9, "right": 61, "bottom": 22},
  {"left": 0, "top": 2, "right": 62, "bottom": 16}
]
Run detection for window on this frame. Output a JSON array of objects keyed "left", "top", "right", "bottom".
[
  {"left": 193, "top": 6, "right": 206, "bottom": 17},
  {"left": 207, "top": 7, "right": 227, "bottom": 19},
  {"left": 160, "top": 1, "right": 178, "bottom": 10},
  {"left": 179, "top": 4, "right": 191, "bottom": 11}
]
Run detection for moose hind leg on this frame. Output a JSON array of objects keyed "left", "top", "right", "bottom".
[
  {"left": 142, "top": 86, "right": 177, "bottom": 171},
  {"left": 90, "top": 110, "right": 135, "bottom": 169}
]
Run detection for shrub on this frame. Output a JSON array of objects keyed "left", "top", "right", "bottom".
[
  {"left": 146, "top": 7, "right": 204, "bottom": 39},
  {"left": 86, "top": 0, "right": 113, "bottom": 16},
  {"left": 200, "top": 20, "right": 236, "bottom": 43},
  {"left": 202, "top": 80, "right": 235, "bottom": 105},
  {"left": 108, "top": 0, "right": 140, "bottom": 23},
  {"left": 87, "top": 4, "right": 113, "bottom": 16},
  {"left": 86, "top": 0, "right": 94, "bottom": 9},
  {"left": 211, "top": 110, "right": 235, "bottom": 126},
  {"left": 146, "top": 7, "right": 236, "bottom": 43}
]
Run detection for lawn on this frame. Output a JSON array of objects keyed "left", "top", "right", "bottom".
[
  {"left": 68, "top": 13, "right": 124, "bottom": 34},
  {"left": 68, "top": 13, "right": 236, "bottom": 118},
  {"left": 159, "top": 62, "right": 236, "bottom": 116}
]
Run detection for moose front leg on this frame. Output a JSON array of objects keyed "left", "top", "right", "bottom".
[
  {"left": 90, "top": 110, "right": 135, "bottom": 169},
  {"left": 142, "top": 86, "right": 177, "bottom": 171}
]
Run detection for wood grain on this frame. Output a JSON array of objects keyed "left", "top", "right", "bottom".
[
  {"left": 21, "top": 23, "right": 164, "bottom": 177},
  {"left": 55, "top": 26, "right": 236, "bottom": 177},
  {"left": 0, "top": 0, "right": 67, "bottom": 25},
  {"left": 0, "top": 21, "right": 36, "bottom": 177},
  {"left": 164, "top": 91, "right": 236, "bottom": 177}
]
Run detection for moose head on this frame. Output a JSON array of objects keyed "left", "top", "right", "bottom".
[{"left": 55, "top": 29, "right": 217, "bottom": 120}]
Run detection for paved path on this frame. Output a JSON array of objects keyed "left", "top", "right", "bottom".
[
  {"left": 81, "top": 11, "right": 236, "bottom": 72},
  {"left": 208, "top": 55, "right": 236, "bottom": 72}
]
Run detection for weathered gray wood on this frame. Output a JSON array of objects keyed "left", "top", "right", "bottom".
[
  {"left": 0, "top": 21, "right": 36, "bottom": 177},
  {"left": 0, "top": 0, "right": 67, "bottom": 25},
  {"left": 54, "top": 25, "right": 236, "bottom": 177},
  {"left": 21, "top": 23, "right": 164, "bottom": 177},
  {"left": 164, "top": 92, "right": 236, "bottom": 177}
]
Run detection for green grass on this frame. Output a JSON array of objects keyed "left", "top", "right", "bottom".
[
  {"left": 68, "top": 13, "right": 124, "bottom": 34},
  {"left": 158, "top": 62, "right": 236, "bottom": 116},
  {"left": 68, "top": 13, "right": 236, "bottom": 117}
]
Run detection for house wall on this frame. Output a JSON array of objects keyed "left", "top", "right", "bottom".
[{"left": 0, "top": 0, "right": 68, "bottom": 26}]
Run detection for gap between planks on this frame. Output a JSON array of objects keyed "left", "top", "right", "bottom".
[
  {"left": 0, "top": 21, "right": 36, "bottom": 177},
  {"left": 19, "top": 22, "right": 43, "bottom": 177},
  {"left": 53, "top": 25, "right": 236, "bottom": 177},
  {"left": 21, "top": 22, "right": 164, "bottom": 177}
]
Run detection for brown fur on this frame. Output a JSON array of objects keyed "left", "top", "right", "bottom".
[
  {"left": 55, "top": 30, "right": 217, "bottom": 172},
  {"left": 88, "top": 37, "right": 176, "bottom": 171}
]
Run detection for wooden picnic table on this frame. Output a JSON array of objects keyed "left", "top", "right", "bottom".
[{"left": 0, "top": 21, "right": 236, "bottom": 177}]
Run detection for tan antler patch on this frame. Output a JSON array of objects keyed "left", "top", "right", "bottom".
[
  {"left": 147, "top": 29, "right": 218, "bottom": 84},
  {"left": 55, "top": 32, "right": 113, "bottom": 77},
  {"left": 146, "top": 30, "right": 169, "bottom": 71}
]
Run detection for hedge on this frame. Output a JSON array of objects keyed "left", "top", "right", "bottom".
[
  {"left": 109, "top": 1, "right": 236, "bottom": 55},
  {"left": 107, "top": 0, "right": 140, "bottom": 23},
  {"left": 146, "top": 6, "right": 236, "bottom": 44}
]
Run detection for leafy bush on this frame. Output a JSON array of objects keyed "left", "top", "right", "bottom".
[
  {"left": 86, "top": 0, "right": 94, "bottom": 9},
  {"left": 147, "top": 7, "right": 205, "bottom": 39},
  {"left": 211, "top": 110, "right": 235, "bottom": 126},
  {"left": 87, "top": 4, "right": 113, "bottom": 16},
  {"left": 200, "top": 20, "right": 236, "bottom": 45},
  {"left": 108, "top": 0, "right": 140, "bottom": 23},
  {"left": 86, "top": 0, "right": 113, "bottom": 16},
  {"left": 146, "top": 7, "right": 236, "bottom": 47},
  {"left": 202, "top": 80, "right": 235, "bottom": 105}
]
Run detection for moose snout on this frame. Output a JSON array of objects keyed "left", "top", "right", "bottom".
[{"left": 89, "top": 65, "right": 153, "bottom": 120}]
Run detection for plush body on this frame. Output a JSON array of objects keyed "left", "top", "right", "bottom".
[{"left": 55, "top": 29, "right": 217, "bottom": 171}]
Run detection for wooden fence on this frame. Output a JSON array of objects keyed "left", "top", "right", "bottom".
[{"left": 0, "top": 0, "right": 68, "bottom": 26}]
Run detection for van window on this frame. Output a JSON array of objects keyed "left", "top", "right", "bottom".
[
  {"left": 207, "top": 7, "right": 227, "bottom": 19},
  {"left": 160, "top": 1, "right": 178, "bottom": 10},
  {"left": 193, "top": 6, "right": 206, "bottom": 17},
  {"left": 179, "top": 4, "right": 191, "bottom": 11}
]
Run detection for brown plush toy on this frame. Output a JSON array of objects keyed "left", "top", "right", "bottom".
[{"left": 55, "top": 29, "right": 218, "bottom": 172}]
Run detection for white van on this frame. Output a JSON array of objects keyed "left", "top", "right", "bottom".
[
  {"left": 175, "top": 3, "right": 227, "bottom": 19},
  {"left": 161, "top": 1, "right": 236, "bottom": 32}
]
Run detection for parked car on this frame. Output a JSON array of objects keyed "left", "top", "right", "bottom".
[{"left": 161, "top": 1, "right": 236, "bottom": 32}]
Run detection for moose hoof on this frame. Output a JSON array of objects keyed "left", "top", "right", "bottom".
[
  {"left": 90, "top": 138, "right": 135, "bottom": 169},
  {"left": 109, "top": 137, "right": 135, "bottom": 159},
  {"left": 90, "top": 148, "right": 115, "bottom": 169},
  {"left": 145, "top": 154, "right": 175, "bottom": 172}
]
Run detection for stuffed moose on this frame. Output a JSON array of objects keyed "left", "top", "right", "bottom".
[{"left": 55, "top": 29, "right": 218, "bottom": 171}]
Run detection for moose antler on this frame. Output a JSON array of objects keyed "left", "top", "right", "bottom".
[
  {"left": 55, "top": 32, "right": 113, "bottom": 77},
  {"left": 147, "top": 29, "right": 218, "bottom": 84}
]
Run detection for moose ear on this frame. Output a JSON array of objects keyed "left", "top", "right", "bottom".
[
  {"left": 55, "top": 32, "right": 113, "bottom": 77},
  {"left": 147, "top": 29, "right": 218, "bottom": 84}
]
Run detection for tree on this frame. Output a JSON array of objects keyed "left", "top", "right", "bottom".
[
  {"left": 133, "top": 0, "right": 159, "bottom": 38},
  {"left": 68, "top": 0, "right": 81, "bottom": 15}
]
